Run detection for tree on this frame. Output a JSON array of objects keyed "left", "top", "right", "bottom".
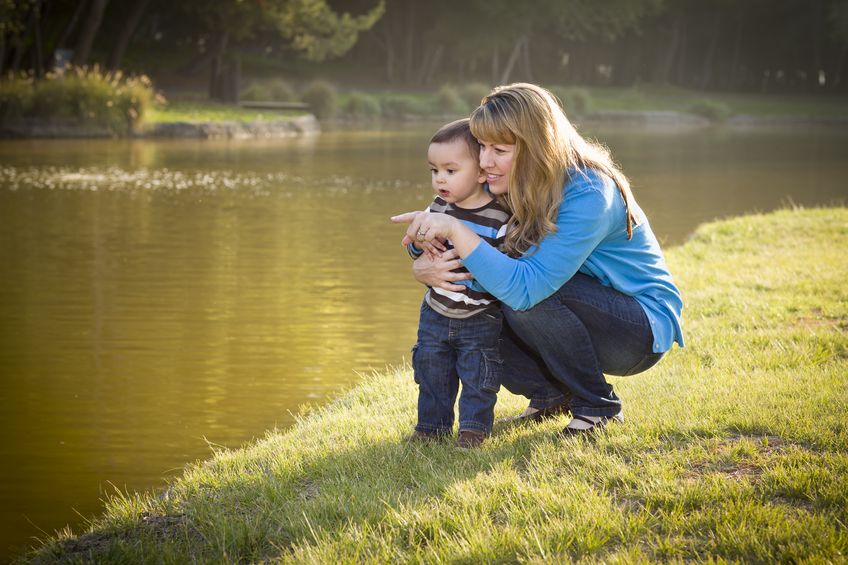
[
  {"left": 71, "top": 0, "right": 110, "bottom": 66},
  {"left": 107, "top": 0, "right": 151, "bottom": 70},
  {"left": 177, "top": 0, "right": 383, "bottom": 100}
]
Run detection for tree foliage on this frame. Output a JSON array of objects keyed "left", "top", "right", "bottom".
[{"left": 2, "top": 0, "right": 847, "bottom": 93}]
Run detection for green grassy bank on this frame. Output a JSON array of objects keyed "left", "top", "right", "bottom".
[
  {"left": 151, "top": 83, "right": 848, "bottom": 125},
  {"left": 28, "top": 208, "right": 847, "bottom": 563}
]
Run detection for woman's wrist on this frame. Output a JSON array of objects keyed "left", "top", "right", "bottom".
[{"left": 448, "top": 220, "right": 482, "bottom": 258}]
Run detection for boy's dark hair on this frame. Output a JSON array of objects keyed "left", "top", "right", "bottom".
[{"left": 430, "top": 118, "right": 480, "bottom": 162}]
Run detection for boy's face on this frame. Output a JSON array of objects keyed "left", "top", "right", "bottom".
[{"left": 428, "top": 139, "right": 487, "bottom": 208}]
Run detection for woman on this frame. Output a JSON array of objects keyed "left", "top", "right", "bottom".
[{"left": 392, "top": 83, "right": 684, "bottom": 435}]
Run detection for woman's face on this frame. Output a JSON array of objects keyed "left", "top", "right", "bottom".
[{"left": 478, "top": 140, "right": 515, "bottom": 195}]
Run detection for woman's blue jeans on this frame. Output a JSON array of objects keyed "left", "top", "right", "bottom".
[{"left": 499, "top": 273, "right": 663, "bottom": 418}]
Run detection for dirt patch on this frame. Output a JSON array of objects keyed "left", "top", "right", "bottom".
[
  {"left": 299, "top": 478, "right": 320, "bottom": 501},
  {"left": 684, "top": 435, "right": 790, "bottom": 482},
  {"left": 794, "top": 308, "right": 847, "bottom": 330},
  {"left": 36, "top": 513, "right": 202, "bottom": 563}
]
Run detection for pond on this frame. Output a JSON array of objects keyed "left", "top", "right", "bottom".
[{"left": 0, "top": 123, "right": 846, "bottom": 558}]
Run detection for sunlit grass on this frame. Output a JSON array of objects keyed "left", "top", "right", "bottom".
[
  {"left": 573, "top": 84, "right": 848, "bottom": 119},
  {"left": 148, "top": 100, "right": 307, "bottom": 124},
  {"left": 26, "top": 207, "right": 848, "bottom": 563}
]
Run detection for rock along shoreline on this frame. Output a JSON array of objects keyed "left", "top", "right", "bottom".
[{"left": 2, "top": 111, "right": 846, "bottom": 140}]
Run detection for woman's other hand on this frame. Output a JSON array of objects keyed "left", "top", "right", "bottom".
[{"left": 412, "top": 249, "right": 472, "bottom": 292}]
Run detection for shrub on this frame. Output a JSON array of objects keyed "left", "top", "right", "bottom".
[
  {"left": 240, "top": 82, "right": 272, "bottom": 102},
  {"left": 459, "top": 82, "right": 491, "bottom": 109},
  {"left": 551, "top": 87, "right": 592, "bottom": 117},
  {"left": 0, "top": 66, "right": 158, "bottom": 135},
  {"left": 435, "top": 85, "right": 468, "bottom": 115},
  {"left": 300, "top": 80, "right": 337, "bottom": 120},
  {"left": 380, "top": 95, "right": 431, "bottom": 118},
  {"left": 687, "top": 99, "right": 731, "bottom": 122},
  {"left": 267, "top": 79, "right": 295, "bottom": 102},
  {"left": 0, "top": 75, "right": 35, "bottom": 119},
  {"left": 343, "top": 92, "right": 381, "bottom": 118}
]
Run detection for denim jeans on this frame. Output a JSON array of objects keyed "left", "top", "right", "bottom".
[
  {"left": 499, "top": 273, "right": 663, "bottom": 417},
  {"left": 412, "top": 301, "right": 503, "bottom": 435}
]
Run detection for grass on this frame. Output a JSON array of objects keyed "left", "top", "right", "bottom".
[
  {"left": 147, "top": 100, "right": 308, "bottom": 124},
  {"left": 124, "top": 84, "right": 848, "bottom": 125},
  {"left": 572, "top": 84, "right": 848, "bottom": 119},
  {"left": 26, "top": 207, "right": 848, "bottom": 563}
]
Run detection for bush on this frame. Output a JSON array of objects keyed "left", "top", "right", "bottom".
[
  {"left": 267, "top": 79, "right": 295, "bottom": 102},
  {"left": 459, "top": 82, "right": 491, "bottom": 109},
  {"left": 551, "top": 87, "right": 592, "bottom": 117},
  {"left": 0, "top": 66, "right": 158, "bottom": 135},
  {"left": 343, "top": 92, "right": 381, "bottom": 118},
  {"left": 687, "top": 99, "right": 731, "bottom": 122},
  {"left": 435, "top": 85, "right": 468, "bottom": 115},
  {"left": 300, "top": 80, "right": 337, "bottom": 120},
  {"left": 380, "top": 95, "right": 431, "bottom": 118},
  {"left": 241, "top": 82, "right": 272, "bottom": 102}
]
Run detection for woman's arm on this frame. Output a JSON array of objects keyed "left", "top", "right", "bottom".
[{"left": 462, "top": 175, "right": 618, "bottom": 310}]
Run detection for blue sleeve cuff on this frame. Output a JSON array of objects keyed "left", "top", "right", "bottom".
[{"left": 407, "top": 243, "right": 424, "bottom": 259}]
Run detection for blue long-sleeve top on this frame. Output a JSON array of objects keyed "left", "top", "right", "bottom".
[{"left": 462, "top": 168, "right": 684, "bottom": 353}]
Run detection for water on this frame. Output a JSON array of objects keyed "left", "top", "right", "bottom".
[{"left": 1, "top": 123, "right": 846, "bottom": 558}]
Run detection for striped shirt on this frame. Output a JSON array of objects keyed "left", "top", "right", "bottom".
[{"left": 410, "top": 196, "right": 511, "bottom": 319}]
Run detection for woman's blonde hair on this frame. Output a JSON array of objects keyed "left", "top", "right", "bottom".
[{"left": 470, "top": 83, "right": 637, "bottom": 255}]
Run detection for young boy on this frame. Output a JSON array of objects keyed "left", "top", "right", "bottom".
[{"left": 407, "top": 118, "right": 510, "bottom": 449}]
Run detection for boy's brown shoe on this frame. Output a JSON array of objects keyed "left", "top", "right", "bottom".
[
  {"left": 408, "top": 430, "right": 442, "bottom": 443},
  {"left": 455, "top": 430, "right": 485, "bottom": 449}
]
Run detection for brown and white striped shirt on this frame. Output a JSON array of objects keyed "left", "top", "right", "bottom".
[{"left": 410, "top": 196, "right": 511, "bottom": 319}]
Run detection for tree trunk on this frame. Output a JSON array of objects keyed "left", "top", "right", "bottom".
[
  {"left": 729, "top": 14, "right": 744, "bottom": 89},
  {"left": 403, "top": 1, "right": 415, "bottom": 84},
  {"left": 833, "top": 45, "right": 847, "bottom": 89},
  {"left": 209, "top": 31, "right": 229, "bottom": 100},
  {"left": 419, "top": 45, "right": 443, "bottom": 86},
  {"left": 653, "top": 12, "right": 683, "bottom": 85},
  {"left": 674, "top": 17, "right": 689, "bottom": 86},
  {"left": 491, "top": 45, "right": 499, "bottom": 85},
  {"left": 521, "top": 36, "right": 533, "bottom": 82},
  {"left": 71, "top": 0, "right": 110, "bottom": 66},
  {"left": 107, "top": 0, "right": 150, "bottom": 70},
  {"left": 500, "top": 36, "right": 526, "bottom": 85},
  {"left": 10, "top": 31, "right": 26, "bottom": 73},
  {"left": 55, "top": 0, "right": 88, "bottom": 50},
  {"left": 31, "top": 0, "right": 44, "bottom": 77},
  {"left": 378, "top": 25, "right": 395, "bottom": 83},
  {"left": 699, "top": 14, "right": 722, "bottom": 90}
]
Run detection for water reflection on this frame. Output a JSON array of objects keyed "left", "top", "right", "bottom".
[{"left": 0, "top": 124, "right": 846, "bottom": 558}]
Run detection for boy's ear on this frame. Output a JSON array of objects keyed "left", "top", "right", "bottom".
[{"left": 477, "top": 169, "right": 486, "bottom": 184}]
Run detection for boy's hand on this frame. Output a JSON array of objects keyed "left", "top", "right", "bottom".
[{"left": 420, "top": 238, "right": 448, "bottom": 258}]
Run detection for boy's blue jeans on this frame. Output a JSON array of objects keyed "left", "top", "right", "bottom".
[
  {"left": 412, "top": 301, "right": 502, "bottom": 435},
  {"left": 499, "top": 273, "right": 663, "bottom": 418}
]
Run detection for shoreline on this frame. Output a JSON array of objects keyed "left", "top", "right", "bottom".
[
  {"left": 0, "top": 114, "right": 320, "bottom": 140},
  {"left": 2, "top": 110, "right": 847, "bottom": 140}
]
